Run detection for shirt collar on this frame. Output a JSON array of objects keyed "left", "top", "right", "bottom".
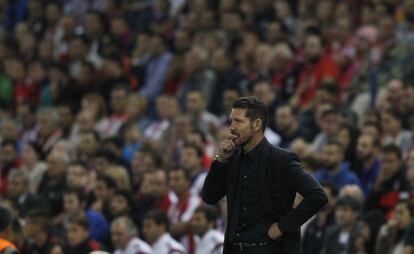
[{"left": 244, "top": 137, "right": 266, "bottom": 160}]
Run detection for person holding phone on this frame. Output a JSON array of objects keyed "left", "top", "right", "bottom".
[{"left": 202, "top": 96, "right": 328, "bottom": 254}]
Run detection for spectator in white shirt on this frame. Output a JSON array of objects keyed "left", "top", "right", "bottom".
[
  {"left": 111, "top": 216, "right": 152, "bottom": 254},
  {"left": 190, "top": 206, "right": 224, "bottom": 254},
  {"left": 143, "top": 210, "right": 187, "bottom": 254}
]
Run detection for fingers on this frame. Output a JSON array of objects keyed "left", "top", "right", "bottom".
[{"left": 221, "top": 139, "right": 235, "bottom": 153}]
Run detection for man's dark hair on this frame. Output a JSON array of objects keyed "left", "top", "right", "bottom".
[
  {"left": 335, "top": 196, "right": 361, "bottom": 212},
  {"left": 145, "top": 210, "right": 169, "bottom": 231},
  {"left": 168, "top": 167, "right": 191, "bottom": 182},
  {"left": 113, "top": 189, "right": 135, "bottom": 212},
  {"left": 68, "top": 213, "right": 90, "bottom": 230},
  {"left": 232, "top": 96, "right": 268, "bottom": 133},
  {"left": 25, "top": 209, "right": 51, "bottom": 233},
  {"left": 96, "top": 174, "right": 117, "bottom": 190},
  {"left": 64, "top": 188, "right": 87, "bottom": 205},
  {"left": 182, "top": 143, "right": 204, "bottom": 159},
  {"left": 137, "top": 146, "right": 163, "bottom": 169},
  {"left": 381, "top": 144, "right": 402, "bottom": 160},
  {"left": 194, "top": 206, "right": 219, "bottom": 224}
]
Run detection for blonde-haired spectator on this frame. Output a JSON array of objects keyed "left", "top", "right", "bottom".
[{"left": 106, "top": 166, "right": 131, "bottom": 191}]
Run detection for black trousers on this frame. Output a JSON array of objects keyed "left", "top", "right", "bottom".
[{"left": 228, "top": 241, "right": 282, "bottom": 254}]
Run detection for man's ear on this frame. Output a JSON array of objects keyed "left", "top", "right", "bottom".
[{"left": 255, "top": 119, "right": 262, "bottom": 131}]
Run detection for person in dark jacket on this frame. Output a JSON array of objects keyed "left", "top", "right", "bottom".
[{"left": 202, "top": 96, "right": 328, "bottom": 254}]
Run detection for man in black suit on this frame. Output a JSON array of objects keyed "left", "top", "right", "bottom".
[{"left": 202, "top": 96, "right": 327, "bottom": 254}]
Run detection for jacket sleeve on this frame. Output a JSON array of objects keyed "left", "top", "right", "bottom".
[
  {"left": 278, "top": 153, "right": 328, "bottom": 234},
  {"left": 201, "top": 160, "right": 229, "bottom": 205}
]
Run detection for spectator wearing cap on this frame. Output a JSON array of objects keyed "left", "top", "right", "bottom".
[
  {"left": 0, "top": 205, "right": 17, "bottom": 254},
  {"left": 143, "top": 210, "right": 187, "bottom": 254},
  {"left": 111, "top": 216, "right": 152, "bottom": 254},
  {"left": 0, "top": 140, "right": 21, "bottom": 195},
  {"left": 321, "top": 196, "right": 365, "bottom": 254}
]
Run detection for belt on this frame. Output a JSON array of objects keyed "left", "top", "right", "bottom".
[{"left": 231, "top": 241, "right": 270, "bottom": 251}]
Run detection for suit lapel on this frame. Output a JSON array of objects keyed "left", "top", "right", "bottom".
[{"left": 258, "top": 140, "right": 275, "bottom": 217}]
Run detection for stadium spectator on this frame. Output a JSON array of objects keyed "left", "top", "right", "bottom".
[
  {"left": 143, "top": 210, "right": 187, "bottom": 254},
  {"left": 111, "top": 216, "right": 152, "bottom": 254}
]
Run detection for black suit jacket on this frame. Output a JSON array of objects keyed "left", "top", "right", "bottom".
[{"left": 202, "top": 138, "right": 328, "bottom": 254}]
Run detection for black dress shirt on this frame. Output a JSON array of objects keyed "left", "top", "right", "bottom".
[{"left": 228, "top": 139, "right": 273, "bottom": 243}]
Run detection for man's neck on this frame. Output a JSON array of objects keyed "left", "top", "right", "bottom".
[{"left": 243, "top": 135, "right": 264, "bottom": 154}]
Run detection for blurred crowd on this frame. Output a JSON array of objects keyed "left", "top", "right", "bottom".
[{"left": 1, "top": 0, "right": 414, "bottom": 253}]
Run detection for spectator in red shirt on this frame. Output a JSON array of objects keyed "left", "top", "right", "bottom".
[{"left": 291, "top": 31, "right": 340, "bottom": 110}]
